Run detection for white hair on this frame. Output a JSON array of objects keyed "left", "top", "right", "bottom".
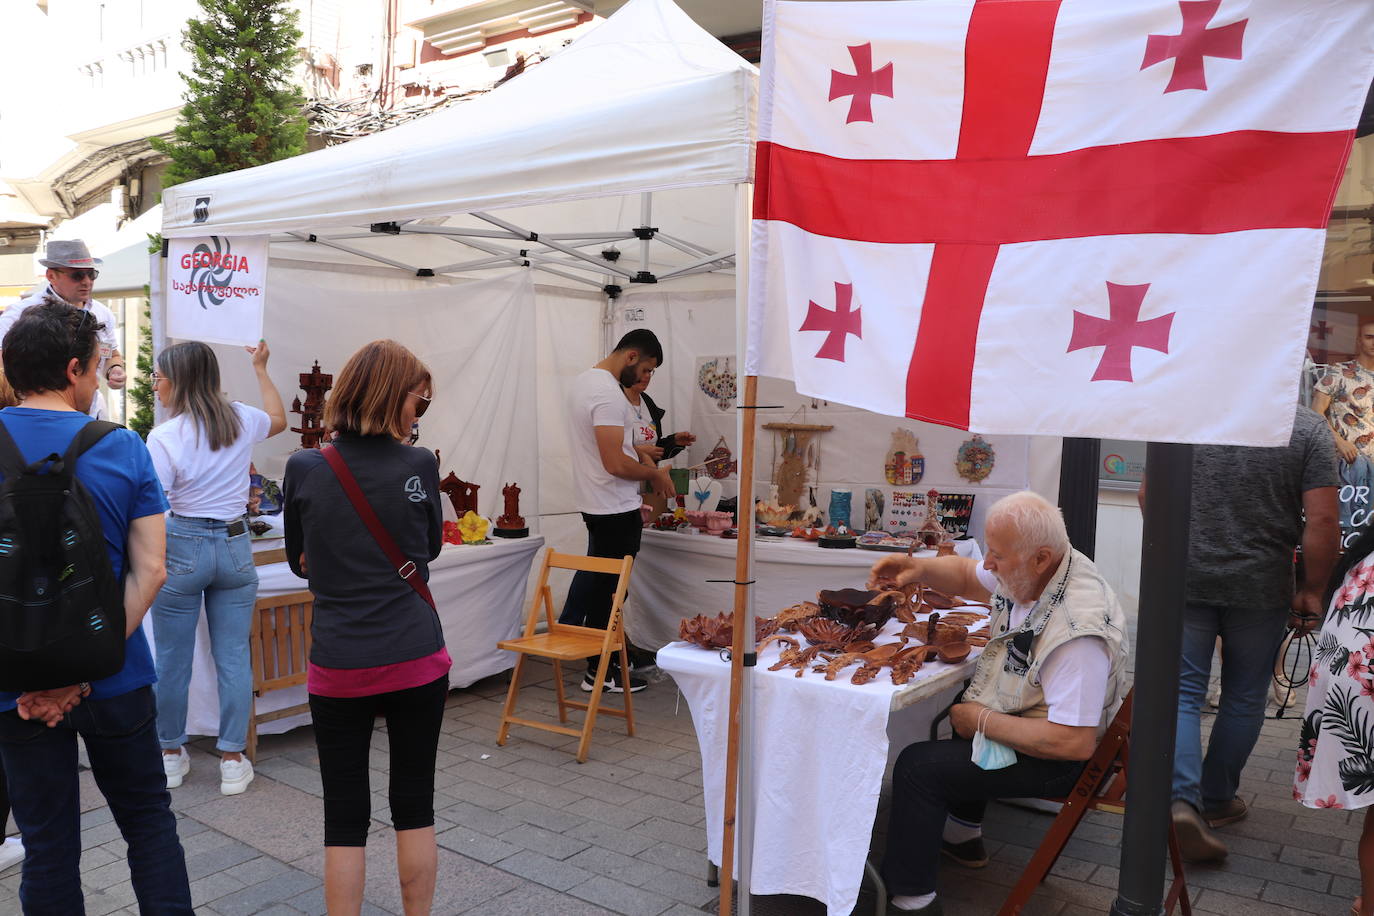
[{"left": 986, "top": 491, "right": 1069, "bottom": 557}]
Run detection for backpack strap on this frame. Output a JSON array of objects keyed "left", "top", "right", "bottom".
[
  {"left": 60, "top": 420, "right": 121, "bottom": 472},
  {"left": 0, "top": 419, "right": 28, "bottom": 479}
]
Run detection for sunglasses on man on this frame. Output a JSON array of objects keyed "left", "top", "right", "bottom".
[{"left": 62, "top": 268, "right": 99, "bottom": 281}]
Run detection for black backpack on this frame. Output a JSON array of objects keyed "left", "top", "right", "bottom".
[{"left": 0, "top": 419, "right": 127, "bottom": 691}]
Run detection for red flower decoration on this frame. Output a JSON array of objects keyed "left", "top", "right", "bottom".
[{"left": 1315, "top": 795, "right": 1343, "bottom": 808}]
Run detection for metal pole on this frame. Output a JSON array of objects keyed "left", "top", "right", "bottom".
[
  {"left": 1058, "top": 438, "right": 1101, "bottom": 559},
  {"left": 640, "top": 192, "right": 653, "bottom": 276},
  {"left": 1111, "top": 441, "right": 1192, "bottom": 916}
]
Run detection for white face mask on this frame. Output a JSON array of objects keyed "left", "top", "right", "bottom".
[{"left": 971, "top": 722, "right": 1017, "bottom": 770}]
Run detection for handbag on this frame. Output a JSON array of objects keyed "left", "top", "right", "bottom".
[{"left": 320, "top": 445, "right": 436, "bottom": 612}]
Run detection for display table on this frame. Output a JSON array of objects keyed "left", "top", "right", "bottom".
[
  {"left": 142, "top": 534, "right": 544, "bottom": 738},
  {"left": 627, "top": 529, "right": 982, "bottom": 650},
  {"left": 658, "top": 611, "right": 987, "bottom": 916}
]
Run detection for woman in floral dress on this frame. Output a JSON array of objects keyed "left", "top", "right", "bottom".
[{"left": 1295, "top": 526, "right": 1374, "bottom": 916}]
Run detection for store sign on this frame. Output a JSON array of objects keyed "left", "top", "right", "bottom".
[{"left": 166, "top": 236, "right": 267, "bottom": 346}]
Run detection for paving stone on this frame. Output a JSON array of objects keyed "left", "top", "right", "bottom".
[
  {"left": 209, "top": 869, "right": 320, "bottom": 916},
  {"left": 497, "top": 848, "right": 595, "bottom": 892},
  {"left": 441, "top": 800, "right": 525, "bottom": 836},
  {"left": 566, "top": 845, "right": 668, "bottom": 887},
  {"left": 223, "top": 854, "right": 291, "bottom": 888},
  {"left": 630, "top": 816, "right": 707, "bottom": 852},
  {"left": 567, "top": 796, "right": 654, "bottom": 830},
  {"left": 569, "top": 874, "right": 677, "bottom": 915},
  {"left": 500, "top": 822, "right": 591, "bottom": 860},
  {"left": 1259, "top": 879, "right": 1346, "bottom": 914},
  {"left": 475, "top": 882, "right": 618, "bottom": 915},
  {"left": 637, "top": 840, "right": 710, "bottom": 877},
  {"left": 182, "top": 837, "right": 262, "bottom": 881},
  {"left": 503, "top": 799, "right": 590, "bottom": 833},
  {"left": 189, "top": 869, "right": 247, "bottom": 908},
  {"left": 1192, "top": 887, "right": 1324, "bottom": 915},
  {"left": 565, "top": 817, "right": 659, "bottom": 858},
  {"left": 435, "top": 824, "right": 522, "bottom": 865}
]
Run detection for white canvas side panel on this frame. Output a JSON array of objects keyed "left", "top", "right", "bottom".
[
  {"left": 1031, "top": 0, "right": 1374, "bottom": 155},
  {"left": 968, "top": 229, "right": 1322, "bottom": 445}
]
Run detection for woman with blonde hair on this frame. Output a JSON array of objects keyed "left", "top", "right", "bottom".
[
  {"left": 148, "top": 340, "right": 287, "bottom": 796},
  {"left": 284, "top": 339, "right": 446, "bottom": 915}
]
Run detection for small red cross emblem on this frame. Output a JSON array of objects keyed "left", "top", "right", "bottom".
[
  {"left": 1141, "top": 0, "right": 1247, "bottom": 93},
  {"left": 800, "top": 281, "right": 863, "bottom": 362},
  {"left": 829, "top": 44, "right": 894, "bottom": 124},
  {"left": 1067, "top": 282, "right": 1175, "bottom": 383},
  {"left": 1312, "top": 320, "right": 1332, "bottom": 341}
]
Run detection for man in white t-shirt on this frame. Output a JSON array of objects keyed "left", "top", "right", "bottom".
[
  {"left": 867, "top": 492, "right": 1129, "bottom": 914},
  {"left": 561, "top": 329, "right": 675, "bottom": 694},
  {"left": 0, "top": 240, "right": 125, "bottom": 420}
]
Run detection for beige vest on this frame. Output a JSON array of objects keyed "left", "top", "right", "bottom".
[{"left": 963, "top": 548, "right": 1129, "bottom": 733}]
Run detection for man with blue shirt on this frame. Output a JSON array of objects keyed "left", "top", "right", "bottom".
[{"left": 0, "top": 300, "right": 191, "bottom": 914}]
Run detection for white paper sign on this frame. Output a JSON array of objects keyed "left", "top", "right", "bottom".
[{"left": 166, "top": 236, "right": 268, "bottom": 346}]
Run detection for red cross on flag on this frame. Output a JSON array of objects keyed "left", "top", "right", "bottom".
[{"left": 746, "top": 0, "right": 1374, "bottom": 445}]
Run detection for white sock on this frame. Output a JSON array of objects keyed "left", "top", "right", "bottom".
[
  {"left": 943, "top": 813, "right": 982, "bottom": 844},
  {"left": 892, "top": 892, "right": 937, "bottom": 911}
]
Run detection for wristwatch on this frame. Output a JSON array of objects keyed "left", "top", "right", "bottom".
[{"left": 77, "top": 682, "right": 92, "bottom": 697}]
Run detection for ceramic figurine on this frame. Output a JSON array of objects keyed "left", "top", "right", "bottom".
[
  {"left": 494, "top": 482, "right": 529, "bottom": 538},
  {"left": 956, "top": 436, "right": 996, "bottom": 483},
  {"left": 440, "top": 473, "right": 480, "bottom": 519},
  {"left": 290, "top": 361, "right": 333, "bottom": 450}
]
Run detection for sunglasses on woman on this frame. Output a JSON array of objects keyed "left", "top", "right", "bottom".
[{"left": 408, "top": 390, "right": 431, "bottom": 418}]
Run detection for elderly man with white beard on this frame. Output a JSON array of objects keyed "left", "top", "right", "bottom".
[{"left": 866, "top": 491, "right": 1130, "bottom": 914}]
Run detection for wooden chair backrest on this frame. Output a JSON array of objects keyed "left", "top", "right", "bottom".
[
  {"left": 250, "top": 590, "right": 315, "bottom": 695},
  {"left": 519, "top": 548, "right": 634, "bottom": 639}
]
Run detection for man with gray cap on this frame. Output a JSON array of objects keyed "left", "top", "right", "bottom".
[{"left": 0, "top": 240, "right": 125, "bottom": 419}]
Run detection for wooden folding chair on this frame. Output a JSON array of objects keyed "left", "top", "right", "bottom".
[
  {"left": 496, "top": 548, "right": 635, "bottom": 763},
  {"left": 245, "top": 589, "right": 314, "bottom": 763},
  {"left": 999, "top": 689, "right": 1191, "bottom": 915}
]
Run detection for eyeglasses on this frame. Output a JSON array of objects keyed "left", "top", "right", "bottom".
[
  {"left": 150, "top": 371, "right": 166, "bottom": 383},
  {"left": 407, "top": 391, "right": 431, "bottom": 418},
  {"left": 62, "top": 269, "right": 99, "bottom": 281}
]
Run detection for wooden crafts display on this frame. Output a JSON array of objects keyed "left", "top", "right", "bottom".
[
  {"left": 440, "top": 473, "right": 479, "bottom": 518},
  {"left": 289, "top": 361, "right": 332, "bottom": 449},
  {"left": 762, "top": 419, "right": 832, "bottom": 509}
]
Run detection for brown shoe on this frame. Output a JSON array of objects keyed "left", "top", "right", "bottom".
[
  {"left": 1202, "top": 796, "right": 1248, "bottom": 829},
  {"left": 1171, "top": 800, "right": 1227, "bottom": 863}
]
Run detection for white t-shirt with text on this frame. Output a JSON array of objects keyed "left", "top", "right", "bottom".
[
  {"left": 146, "top": 402, "right": 272, "bottom": 520},
  {"left": 975, "top": 565, "right": 1111, "bottom": 728},
  {"left": 567, "top": 368, "right": 641, "bottom": 516}
]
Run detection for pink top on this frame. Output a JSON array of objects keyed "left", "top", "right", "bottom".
[{"left": 308, "top": 647, "right": 452, "bottom": 698}]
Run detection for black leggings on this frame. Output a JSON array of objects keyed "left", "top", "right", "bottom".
[
  {"left": 0, "top": 753, "right": 9, "bottom": 837},
  {"left": 309, "top": 675, "right": 448, "bottom": 847}
]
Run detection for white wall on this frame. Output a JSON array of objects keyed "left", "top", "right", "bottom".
[{"left": 1094, "top": 487, "right": 1143, "bottom": 620}]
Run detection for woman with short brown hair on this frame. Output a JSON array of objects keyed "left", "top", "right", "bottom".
[{"left": 284, "top": 339, "right": 446, "bottom": 915}]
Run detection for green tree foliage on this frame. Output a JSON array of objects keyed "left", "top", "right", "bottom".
[
  {"left": 152, "top": 0, "right": 307, "bottom": 188},
  {"left": 128, "top": 288, "right": 155, "bottom": 440}
]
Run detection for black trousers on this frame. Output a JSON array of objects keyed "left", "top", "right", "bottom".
[
  {"left": 308, "top": 675, "right": 448, "bottom": 847},
  {"left": 880, "top": 738, "right": 1083, "bottom": 896},
  {"left": 0, "top": 752, "right": 9, "bottom": 837},
  {"left": 559, "top": 509, "right": 643, "bottom": 632}
]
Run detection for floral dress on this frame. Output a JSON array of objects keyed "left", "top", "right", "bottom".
[{"left": 1295, "top": 555, "right": 1374, "bottom": 810}]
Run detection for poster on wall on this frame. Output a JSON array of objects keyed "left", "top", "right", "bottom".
[{"left": 166, "top": 235, "right": 268, "bottom": 346}]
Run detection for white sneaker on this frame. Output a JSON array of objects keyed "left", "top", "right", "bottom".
[
  {"left": 0, "top": 837, "right": 24, "bottom": 873},
  {"left": 220, "top": 756, "right": 254, "bottom": 796},
  {"left": 162, "top": 748, "right": 190, "bottom": 789}
]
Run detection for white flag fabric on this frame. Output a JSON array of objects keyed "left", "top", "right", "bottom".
[
  {"left": 166, "top": 235, "right": 268, "bottom": 346},
  {"left": 747, "top": 0, "right": 1374, "bottom": 445}
]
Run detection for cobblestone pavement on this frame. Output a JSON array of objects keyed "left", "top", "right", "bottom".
[{"left": 0, "top": 660, "right": 1356, "bottom": 915}]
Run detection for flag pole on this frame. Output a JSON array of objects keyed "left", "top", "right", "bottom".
[
  {"left": 721, "top": 177, "right": 758, "bottom": 916},
  {"left": 720, "top": 373, "right": 759, "bottom": 916}
]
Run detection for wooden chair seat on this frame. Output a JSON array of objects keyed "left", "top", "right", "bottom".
[
  {"left": 496, "top": 548, "right": 635, "bottom": 763},
  {"left": 998, "top": 689, "right": 1190, "bottom": 915}
]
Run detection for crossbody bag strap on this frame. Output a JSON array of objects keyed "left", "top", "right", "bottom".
[
  {"left": 321, "top": 445, "right": 436, "bottom": 612},
  {"left": 0, "top": 416, "right": 30, "bottom": 478}
]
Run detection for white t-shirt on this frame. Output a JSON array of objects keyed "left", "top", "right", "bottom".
[
  {"left": 628, "top": 397, "right": 657, "bottom": 450},
  {"left": 567, "top": 367, "right": 640, "bottom": 515},
  {"left": 146, "top": 402, "right": 272, "bottom": 520},
  {"left": 0, "top": 285, "right": 121, "bottom": 419},
  {"left": 975, "top": 565, "right": 1111, "bottom": 728}
]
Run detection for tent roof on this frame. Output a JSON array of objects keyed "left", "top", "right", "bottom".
[{"left": 161, "top": 0, "right": 755, "bottom": 239}]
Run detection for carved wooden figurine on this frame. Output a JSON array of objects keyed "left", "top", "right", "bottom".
[
  {"left": 289, "top": 361, "right": 333, "bottom": 450},
  {"left": 494, "top": 482, "right": 529, "bottom": 538},
  {"left": 439, "top": 473, "right": 480, "bottom": 519}
]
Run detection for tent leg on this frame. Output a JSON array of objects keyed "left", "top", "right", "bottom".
[
  {"left": 1111, "top": 442, "right": 1191, "bottom": 915},
  {"left": 639, "top": 192, "right": 653, "bottom": 275}
]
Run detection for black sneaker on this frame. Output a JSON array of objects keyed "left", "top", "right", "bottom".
[
  {"left": 940, "top": 837, "right": 988, "bottom": 868},
  {"left": 581, "top": 670, "right": 647, "bottom": 693}
]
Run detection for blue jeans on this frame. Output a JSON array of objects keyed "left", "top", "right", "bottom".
[
  {"left": 0, "top": 686, "right": 192, "bottom": 914},
  {"left": 1173, "top": 603, "right": 1289, "bottom": 811},
  {"left": 152, "top": 515, "right": 259, "bottom": 752}
]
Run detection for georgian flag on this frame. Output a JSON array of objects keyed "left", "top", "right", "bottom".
[{"left": 747, "top": 0, "right": 1374, "bottom": 445}]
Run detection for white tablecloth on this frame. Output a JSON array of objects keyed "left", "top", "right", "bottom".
[
  {"left": 627, "top": 529, "right": 982, "bottom": 650},
  {"left": 142, "top": 535, "right": 543, "bottom": 737},
  {"left": 658, "top": 611, "right": 987, "bottom": 916}
]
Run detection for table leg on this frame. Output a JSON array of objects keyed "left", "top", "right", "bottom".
[
  {"left": 707, "top": 860, "right": 719, "bottom": 887},
  {"left": 865, "top": 858, "right": 887, "bottom": 916}
]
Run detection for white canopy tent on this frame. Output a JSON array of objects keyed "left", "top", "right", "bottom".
[{"left": 156, "top": 1, "right": 1060, "bottom": 911}]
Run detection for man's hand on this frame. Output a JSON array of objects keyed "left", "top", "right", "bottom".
[
  {"left": 867, "top": 555, "right": 922, "bottom": 591},
  {"left": 1290, "top": 588, "right": 1325, "bottom": 636},
  {"left": 651, "top": 468, "right": 675, "bottom": 499},
  {"left": 106, "top": 364, "right": 126, "bottom": 389},
  {"left": 672, "top": 431, "right": 697, "bottom": 447},
  {"left": 1336, "top": 435, "right": 1359, "bottom": 464},
  {"left": 950, "top": 701, "right": 986, "bottom": 740},
  {"left": 634, "top": 443, "right": 665, "bottom": 464},
  {"left": 17, "top": 686, "right": 85, "bottom": 726}
]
